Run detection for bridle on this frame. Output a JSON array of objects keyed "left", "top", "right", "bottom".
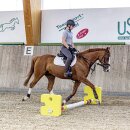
[
  {"left": 79, "top": 49, "right": 110, "bottom": 73},
  {"left": 97, "top": 51, "right": 110, "bottom": 70}
]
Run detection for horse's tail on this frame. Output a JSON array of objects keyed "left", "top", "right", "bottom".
[{"left": 23, "top": 57, "right": 38, "bottom": 87}]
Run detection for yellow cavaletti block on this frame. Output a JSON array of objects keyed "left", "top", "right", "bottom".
[
  {"left": 40, "top": 94, "right": 62, "bottom": 117},
  {"left": 84, "top": 86, "right": 102, "bottom": 104}
]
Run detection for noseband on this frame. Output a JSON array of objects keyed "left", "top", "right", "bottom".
[
  {"left": 97, "top": 62, "right": 110, "bottom": 68},
  {"left": 98, "top": 51, "right": 110, "bottom": 69}
]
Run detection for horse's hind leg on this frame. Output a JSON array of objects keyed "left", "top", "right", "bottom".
[
  {"left": 22, "top": 70, "right": 46, "bottom": 101},
  {"left": 46, "top": 75, "right": 55, "bottom": 94},
  {"left": 62, "top": 81, "right": 81, "bottom": 105}
]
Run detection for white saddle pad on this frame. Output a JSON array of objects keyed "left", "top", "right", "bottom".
[{"left": 54, "top": 55, "right": 77, "bottom": 66}]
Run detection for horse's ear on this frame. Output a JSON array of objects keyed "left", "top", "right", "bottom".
[{"left": 106, "top": 47, "right": 110, "bottom": 51}]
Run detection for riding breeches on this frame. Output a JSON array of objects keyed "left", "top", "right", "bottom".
[{"left": 61, "top": 46, "right": 73, "bottom": 72}]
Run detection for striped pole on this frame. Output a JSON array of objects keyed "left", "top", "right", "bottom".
[{"left": 62, "top": 99, "right": 92, "bottom": 111}]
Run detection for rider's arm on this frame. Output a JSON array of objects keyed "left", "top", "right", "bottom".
[
  {"left": 62, "top": 36, "right": 69, "bottom": 49},
  {"left": 71, "top": 42, "right": 75, "bottom": 48},
  {"left": 62, "top": 31, "right": 69, "bottom": 49},
  {"left": 71, "top": 35, "right": 75, "bottom": 48}
]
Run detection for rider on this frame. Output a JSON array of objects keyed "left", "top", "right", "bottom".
[{"left": 61, "top": 19, "right": 77, "bottom": 77}]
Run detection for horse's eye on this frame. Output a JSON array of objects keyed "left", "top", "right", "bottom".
[{"left": 106, "top": 57, "right": 109, "bottom": 61}]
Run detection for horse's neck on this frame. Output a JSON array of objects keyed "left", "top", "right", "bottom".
[
  {"left": 10, "top": 20, "right": 16, "bottom": 25},
  {"left": 83, "top": 51, "right": 99, "bottom": 66},
  {"left": 12, "top": 21, "right": 16, "bottom": 25}
]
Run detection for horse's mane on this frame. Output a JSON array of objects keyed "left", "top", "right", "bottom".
[
  {"left": 77, "top": 48, "right": 108, "bottom": 59},
  {"left": 79, "top": 48, "right": 106, "bottom": 55},
  {"left": 9, "top": 18, "right": 19, "bottom": 23},
  {"left": 10, "top": 18, "right": 16, "bottom": 23}
]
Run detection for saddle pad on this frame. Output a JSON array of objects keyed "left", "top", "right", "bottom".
[{"left": 54, "top": 56, "right": 77, "bottom": 67}]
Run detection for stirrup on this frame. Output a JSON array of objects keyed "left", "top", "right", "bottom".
[{"left": 64, "top": 71, "right": 72, "bottom": 78}]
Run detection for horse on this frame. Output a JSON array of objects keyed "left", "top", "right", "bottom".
[
  {"left": 0, "top": 17, "right": 19, "bottom": 32},
  {"left": 22, "top": 47, "right": 110, "bottom": 105}
]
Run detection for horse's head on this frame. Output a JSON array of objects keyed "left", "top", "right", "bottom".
[
  {"left": 15, "top": 17, "right": 19, "bottom": 24},
  {"left": 9, "top": 18, "right": 19, "bottom": 24},
  {"left": 98, "top": 47, "right": 110, "bottom": 72}
]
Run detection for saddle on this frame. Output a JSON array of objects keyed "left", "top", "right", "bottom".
[
  {"left": 54, "top": 51, "right": 77, "bottom": 67},
  {"left": 57, "top": 51, "right": 68, "bottom": 64},
  {"left": 58, "top": 50, "right": 75, "bottom": 63}
]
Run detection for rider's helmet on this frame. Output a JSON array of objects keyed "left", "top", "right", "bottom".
[{"left": 66, "top": 19, "right": 75, "bottom": 27}]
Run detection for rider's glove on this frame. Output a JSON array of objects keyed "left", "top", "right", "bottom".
[
  {"left": 68, "top": 46, "right": 73, "bottom": 52},
  {"left": 72, "top": 48, "right": 79, "bottom": 53},
  {"left": 72, "top": 48, "right": 77, "bottom": 52}
]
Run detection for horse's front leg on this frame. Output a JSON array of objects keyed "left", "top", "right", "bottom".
[
  {"left": 0, "top": 26, "right": 5, "bottom": 32},
  {"left": 11, "top": 26, "right": 15, "bottom": 30},
  {"left": 62, "top": 81, "right": 81, "bottom": 106},
  {"left": 79, "top": 77, "right": 98, "bottom": 100}
]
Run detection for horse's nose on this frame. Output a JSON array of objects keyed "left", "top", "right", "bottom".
[
  {"left": 106, "top": 68, "right": 110, "bottom": 72},
  {"left": 104, "top": 68, "right": 110, "bottom": 72}
]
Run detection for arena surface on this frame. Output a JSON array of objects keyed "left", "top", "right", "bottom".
[{"left": 0, "top": 92, "right": 130, "bottom": 130}]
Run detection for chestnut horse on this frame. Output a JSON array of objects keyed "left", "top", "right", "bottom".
[{"left": 22, "top": 47, "right": 110, "bottom": 104}]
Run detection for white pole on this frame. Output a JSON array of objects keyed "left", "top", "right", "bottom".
[{"left": 62, "top": 100, "right": 92, "bottom": 111}]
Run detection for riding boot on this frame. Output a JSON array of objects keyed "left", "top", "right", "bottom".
[{"left": 64, "top": 59, "right": 72, "bottom": 77}]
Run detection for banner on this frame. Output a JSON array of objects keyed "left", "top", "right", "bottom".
[
  {"left": 41, "top": 8, "right": 130, "bottom": 43},
  {"left": 0, "top": 11, "right": 25, "bottom": 43}
]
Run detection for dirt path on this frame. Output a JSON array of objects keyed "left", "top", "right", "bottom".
[{"left": 0, "top": 92, "right": 130, "bottom": 130}]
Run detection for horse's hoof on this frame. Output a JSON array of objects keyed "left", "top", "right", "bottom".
[
  {"left": 22, "top": 98, "right": 25, "bottom": 101},
  {"left": 95, "top": 99, "right": 100, "bottom": 105},
  {"left": 94, "top": 93, "right": 98, "bottom": 99},
  {"left": 87, "top": 99, "right": 91, "bottom": 104},
  {"left": 62, "top": 100, "right": 66, "bottom": 106},
  {"left": 98, "top": 101, "right": 101, "bottom": 105},
  {"left": 97, "top": 102, "right": 100, "bottom": 105},
  {"left": 93, "top": 89, "right": 98, "bottom": 99}
]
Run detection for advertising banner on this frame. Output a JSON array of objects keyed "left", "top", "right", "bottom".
[
  {"left": 0, "top": 11, "right": 25, "bottom": 43},
  {"left": 41, "top": 8, "right": 130, "bottom": 44}
]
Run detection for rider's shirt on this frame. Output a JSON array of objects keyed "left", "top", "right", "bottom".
[{"left": 62, "top": 29, "right": 73, "bottom": 46}]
